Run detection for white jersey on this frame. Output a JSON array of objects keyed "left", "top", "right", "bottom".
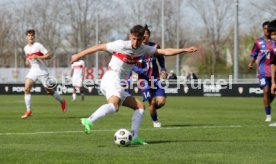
[
  {"left": 24, "top": 42, "right": 49, "bottom": 76},
  {"left": 71, "top": 60, "right": 85, "bottom": 79},
  {"left": 106, "top": 40, "right": 156, "bottom": 79}
]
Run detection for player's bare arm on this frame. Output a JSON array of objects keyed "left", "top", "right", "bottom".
[
  {"left": 248, "top": 58, "right": 256, "bottom": 69},
  {"left": 71, "top": 44, "right": 107, "bottom": 63},
  {"left": 156, "top": 46, "right": 197, "bottom": 56}
]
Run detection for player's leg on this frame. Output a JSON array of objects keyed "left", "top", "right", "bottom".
[
  {"left": 80, "top": 71, "right": 120, "bottom": 133},
  {"left": 40, "top": 75, "right": 66, "bottom": 112},
  {"left": 81, "top": 95, "right": 119, "bottom": 134},
  {"left": 72, "top": 87, "right": 77, "bottom": 102},
  {"left": 22, "top": 78, "right": 35, "bottom": 118},
  {"left": 268, "top": 77, "right": 275, "bottom": 104},
  {"left": 151, "top": 87, "right": 166, "bottom": 127},
  {"left": 148, "top": 98, "right": 160, "bottom": 127},
  {"left": 122, "top": 96, "right": 147, "bottom": 145},
  {"left": 80, "top": 86, "right": 85, "bottom": 101},
  {"left": 263, "top": 86, "right": 271, "bottom": 122},
  {"left": 155, "top": 96, "right": 166, "bottom": 109}
]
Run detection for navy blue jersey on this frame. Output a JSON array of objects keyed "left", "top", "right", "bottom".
[{"left": 132, "top": 42, "right": 166, "bottom": 81}]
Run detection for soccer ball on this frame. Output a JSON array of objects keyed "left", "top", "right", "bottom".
[{"left": 114, "top": 129, "right": 133, "bottom": 146}]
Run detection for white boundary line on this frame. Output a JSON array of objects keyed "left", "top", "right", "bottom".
[{"left": 0, "top": 125, "right": 242, "bottom": 136}]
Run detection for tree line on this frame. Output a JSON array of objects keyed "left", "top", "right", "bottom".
[{"left": 0, "top": 0, "right": 275, "bottom": 77}]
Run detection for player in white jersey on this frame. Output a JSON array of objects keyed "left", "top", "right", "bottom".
[
  {"left": 22, "top": 29, "right": 67, "bottom": 119},
  {"left": 71, "top": 25, "right": 197, "bottom": 145},
  {"left": 71, "top": 59, "right": 85, "bottom": 101}
]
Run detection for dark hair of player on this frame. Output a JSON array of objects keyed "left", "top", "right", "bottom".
[
  {"left": 130, "top": 25, "right": 145, "bottom": 37},
  {"left": 263, "top": 21, "right": 270, "bottom": 28},
  {"left": 26, "top": 29, "right": 35, "bottom": 36},
  {"left": 268, "top": 19, "right": 276, "bottom": 34},
  {"left": 144, "top": 24, "right": 151, "bottom": 36}
]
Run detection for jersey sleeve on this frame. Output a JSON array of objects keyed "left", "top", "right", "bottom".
[
  {"left": 106, "top": 40, "right": 125, "bottom": 53},
  {"left": 23, "top": 46, "right": 27, "bottom": 56},
  {"left": 156, "top": 55, "right": 166, "bottom": 71},
  {"left": 144, "top": 45, "right": 157, "bottom": 56},
  {"left": 250, "top": 40, "right": 259, "bottom": 59},
  {"left": 37, "top": 43, "right": 48, "bottom": 55},
  {"left": 80, "top": 60, "right": 85, "bottom": 67},
  {"left": 132, "top": 65, "right": 146, "bottom": 75}
]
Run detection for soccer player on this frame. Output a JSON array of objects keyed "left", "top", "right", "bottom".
[
  {"left": 129, "top": 25, "right": 167, "bottom": 128},
  {"left": 22, "top": 29, "right": 66, "bottom": 119},
  {"left": 71, "top": 59, "right": 85, "bottom": 101},
  {"left": 269, "top": 19, "right": 276, "bottom": 100},
  {"left": 248, "top": 21, "right": 274, "bottom": 122},
  {"left": 71, "top": 25, "right": 197, "bottom": 145}
]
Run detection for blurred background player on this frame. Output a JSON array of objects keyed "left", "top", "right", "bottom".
[
  {"left": 22, "top": 29, "right": 66, "bottom": 119},
  {"left": 248, "top": 21, "right": 274, "bottom": 122},
  {"left": 71, "top": 59, "right": 85, "bottom": 101},
  {"left": 167, "top": 70, "right": 177, "bottom": 79},
  {"left": 129, "top": 25, "right": 167, "bottom": 128},
  {"left": 71, "top": 24, "right": 197, "bottom": 145}
]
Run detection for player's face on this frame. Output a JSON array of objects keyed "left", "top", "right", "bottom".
[
  {"left": 26, "top": 33, "right": 35, "bottom": 44},
  {"left": 143, "top": 31, "right": 150, "bottom": 44},
  {"left": 271, "top": 32, "right": 276, "bottom": 41},
  {"left": 263, "top": 25, "right": 269, "bottom": 37},
  {"left": 129, "top": 33, "right": 144, "bottom": 49}
]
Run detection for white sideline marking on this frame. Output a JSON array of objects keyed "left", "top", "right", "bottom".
[{"left": 0, "top": 125, "right": 242, "bottom": 136}]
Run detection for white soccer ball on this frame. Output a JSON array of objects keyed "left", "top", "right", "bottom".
[{"left": 114, "top": 129, "right": 133, "bottom": 146}]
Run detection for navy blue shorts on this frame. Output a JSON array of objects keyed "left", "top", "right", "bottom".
[
  {"left": 259, "top": 77, "right": 271, "bottom": 88},
  {"left": 142, "top": 86, "right": 166, "bottom": 102}
]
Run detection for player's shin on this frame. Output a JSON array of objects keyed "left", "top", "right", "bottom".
[
  {"left": 24, "top": 94, "right": 32, "bottom": 112},
  {"left": 53, "top": 91, "right": 63, "bottom": 103},
  {"left": 131, "top": 108, "right": 144, "bottom": 139},
  {"left": 88, "top": 103, "right": 116, "bottom": 123}
]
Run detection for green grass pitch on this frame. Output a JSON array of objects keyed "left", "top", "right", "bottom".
[{"left": 0, "top": 95, "right": 276, "bottom": 164}]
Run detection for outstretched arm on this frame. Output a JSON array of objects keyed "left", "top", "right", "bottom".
[
  {"left": 71, "top": 44, "right": 107, "bottom": 63},
  {"left": 156, "top": 47, "right": 197, "bottom": 56}
]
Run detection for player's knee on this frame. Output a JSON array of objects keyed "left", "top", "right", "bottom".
[
  {"left": 137, "top": 101, "right": 145, "bottom": 109},
  {"left": 24, "top": 87, "right": 31, "bottom": 94},
  {"left": 45, "top": 88, "right": 54, "bottom": 95},
  {"left": 112, "top": 103, "right": 120, "bottom": 112},
  {"left": 156, "top": 98, "right": 166, "bottom": 108}
]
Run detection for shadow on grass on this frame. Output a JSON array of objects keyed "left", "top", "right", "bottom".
[
  {"left": 162, "top": 124, "right": 215, "bottom": 127},
  {"left": 147, "top": 139, "right": 220, "bottom": 144}
]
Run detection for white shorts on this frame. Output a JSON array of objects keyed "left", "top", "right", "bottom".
[
  {"left": 100, "top": 71, "right": 130, "bottom": 103},
  {"left": 72, "top": 77, "right": 83, "bottom": 87},
  {"left": 26, "top": 72, "right": 53, "bottom": 88}
]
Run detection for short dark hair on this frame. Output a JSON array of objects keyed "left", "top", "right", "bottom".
[
  {"left": 268, "top": 19, "right": 276, "bottom": 34},
  {"left": 130, "top": 25, "right": 145, "bottom": 37},
  {"left": 144, "top": 24, "right": 151, "bottom": 36},
  {"left": 26, "top": 29, "right": 35, "bottom": 36},
  {"left": 263, "top": 21, "right": 270, "bottom": 28}
]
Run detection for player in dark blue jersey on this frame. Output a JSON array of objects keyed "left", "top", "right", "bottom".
[
  {"left": 130, "top": 25, "right": 167, "bottom": 128},
  {"left": 249, "top": 21, "right": 274, "bottom": 122},
  {"left": 269, "top": 20, "right": 276, "bottom": 111}
]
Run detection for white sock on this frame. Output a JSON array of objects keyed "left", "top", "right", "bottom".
[
  {"left": 72, "top": 93, "right": 76, "bottom": 101},
  {"left": 88, "top": 103, "right": 116, "bottom": 123},
  {"left": 131, "top": 109, "right": 144, "bottom": 139},
  {"left": 24, "top": 94, "right": 31, "bottom": 112},
  {"left": 53, "top": 91, "right": 63, "bottom": 103}
]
